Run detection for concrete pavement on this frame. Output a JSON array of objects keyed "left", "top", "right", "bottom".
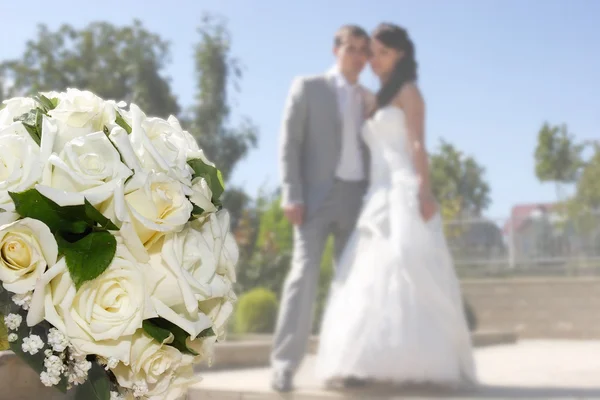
[{"left": 189, "top": 340, "right": 600, "bottom": 399}]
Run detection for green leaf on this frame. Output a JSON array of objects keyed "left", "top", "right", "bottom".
[
  {"left": 35, "top": 94, "right": 58, "bottom": 111},
  {"left": 143, "top": 318, "right": 199, "bottom": 355},
  {"left": 75, "top": 363, "right": 111, "bottom": 400},
  {"left": 188, "top": 158, "right": 225, "bottom": 202},
  {"left": 13, "top": 108, "right": 43, "bottom": 146},
  {"left": 84, "top": 200, "right": 119, "bottom": 231},
  {"left": 9, "top": 189, "right": 88, "bottom": 234},
  {"left": 8, "top": 189, "right": 119, "bottom": 234},
  {"left": 189, "top": 204, "right": 205, "bottom": 221},
  {"left": 142, "top": 320, "right": 173, "bottom": 344},
  {"left": 58, "top": 231, "right": 116, "bottom": 290},
  {"left": 115, "top": 112, "right": 132, "bottom": 134}
]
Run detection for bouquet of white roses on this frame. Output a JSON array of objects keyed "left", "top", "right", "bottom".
[{"left": 0, "top": 89, "right": 238, "bottom": 399}]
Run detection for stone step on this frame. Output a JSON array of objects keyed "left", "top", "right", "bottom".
[{"left": 196, "top": 330, "right": 517, "bottom": 371}]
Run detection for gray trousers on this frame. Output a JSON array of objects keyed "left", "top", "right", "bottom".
[{"left": 271, "top": 179, "right": 366, "bottom": 374}]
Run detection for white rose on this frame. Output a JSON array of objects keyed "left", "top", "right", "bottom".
[
  {"left": 148, "top": 222, "right": 231, "bottom": 339},
  {"left": 0, "top": 218, "right": 58, "bottom": 294},
  {"left": 112, "top": 331, "right": 199, "bottom": 400},
  {"left": 0, "top": 123, "right": 44, "bottom": 210},
  {"left": 117, "top": 172, "right": 193, "bottom": 247},
  {"left": 27, "top": 243, "right": 158, "bottom": 363},
  {"left": 129, "top": 104, "right": 193, "bottom": 186},
  {"left": 189, "top": 177, "right": 217, "bottom": 214},
  {"left": 0, "top": 97, "right": 38, "bottom": 127},
  {"left": 199, "top": 210, "right": 239, "bottom": 283},
  {"left": 186, "top": 335, "right": 217, "bottom": 364},
  {"left": 148, "top": 211, "right": 238, "bottom": 340},
  {"left": 160, "top": 358, "right": 200, "bottom": 400},
  {"left": 43, "top": 131, "right": 132, "bottom": 206},
  {"left": 198, "top": 290, "right": 236, "bottom": 340},
  {"left": 48, "top": 89, "right": 126, "bottom": 150},
  {"left": 166, "top": 115, "right": 200, "bottom": 152}
]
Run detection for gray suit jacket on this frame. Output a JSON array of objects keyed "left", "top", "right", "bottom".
[{"left": 279, "top": 73, "right": 371, "bottom": 219}]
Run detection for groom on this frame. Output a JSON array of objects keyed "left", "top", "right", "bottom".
[{"left": 271, "top": 25, "right": 372, "bottom": 392}]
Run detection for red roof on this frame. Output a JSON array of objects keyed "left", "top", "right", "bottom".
[{"left": 503, "top": 203, "right": 556, "bottom": 234}]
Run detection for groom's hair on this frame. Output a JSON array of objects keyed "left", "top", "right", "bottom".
[{"left": 334, "top": 25, "right": 369, "bottom": 48}]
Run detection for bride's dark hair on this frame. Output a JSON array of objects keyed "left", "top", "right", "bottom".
[{"left": 373, "top": 23, "right": 418, "bottom": 110}]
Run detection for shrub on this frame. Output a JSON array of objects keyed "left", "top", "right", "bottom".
[
  {"left": 313, "top": 236, "right": 335, "bottom": 334},
  {"left": 234, "top": 287, "right": 279, "bottom": 334}
]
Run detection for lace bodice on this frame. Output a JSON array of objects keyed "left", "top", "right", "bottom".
[{"left": 362, "top": 106, "right": 417, "bottom": 189}]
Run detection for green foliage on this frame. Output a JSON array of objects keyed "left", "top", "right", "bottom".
[
  {"left": 115, "top": 112, "right": 132, "bottom": 134},
  {"left": 255, "top": 193, "right": 293, "bottom": 253},
  {"left": 57, "top": 232, "right": 117, "bottom": 290},
  {"left": 234, "top": 190, "right": 292, "bottom": 296},
  {"left": 142, "top": 318, "right": 213, "bottom": 355},
  {"left": 535, "top": 123, "right": 585, "bottom": 201},
  {"left": 574, "top": 143, "right": 600, "bottom": 210},
  {"left": 13, "top": 107, "right": 44, "bottom": 146},
  {"left": 0, "top": 77, "right": 5, "bottom": 105},
  {"left": 221, "top": 188, "right": 251, "bottom": 229},
  {"left": 9, "top": 189, "right": 118, "bottom": 234},
  {"left": 142, "top": 320, "right": 173, "bottom": 344},
  {"left": 35, "top": 94, "right": 58, "bottom": 111},
  {"left": 0, "top": 315, "right": 8, "bottom": 351},
  {"left": 234, "top": 287, "right": 279, "bottom": 334},
  {"left": 430, "top": 139, "right": 491, "bottom": 220},
  {"left": 9, "top": 189, "right": 119, "bottom": 290},
  {"left": 1, "top": 21, "right": 180, "bottom": 118},
  {"left": 191, "top": 13, "right": 258, "bottom": 182},
  {"left": 74, "top": 362, "right": 111, "bottom": 400},
  {"left": 188, "top": 158, "right": 225, "bottom": 203},
  {"left": 313, "top": 236, "right": 335, "bottom": 334},
  {"left": 535, "top": 123, "right": 584, "bottom": 183}
]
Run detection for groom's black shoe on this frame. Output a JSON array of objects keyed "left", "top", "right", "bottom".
[{"left": 271, "top": 369, "right": 294, "bottom": 392}]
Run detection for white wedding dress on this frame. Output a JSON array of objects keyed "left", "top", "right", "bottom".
[{"left": 314, "top": 106, "right": 477, "bottom": 385}]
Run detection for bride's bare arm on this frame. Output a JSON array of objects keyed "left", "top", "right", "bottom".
[{"left": 394, "top": 83, "right": 433, "bottom": 198}]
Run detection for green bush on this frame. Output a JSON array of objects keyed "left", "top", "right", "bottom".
[
  {"left": 313, "top": 236, "right": 335, "bottom": 334},
  {"left": 234, "top": 287, "right": 279, "bottom": 334}
]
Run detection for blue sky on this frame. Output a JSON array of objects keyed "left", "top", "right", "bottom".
[{"left": 1, "top": 0, "right": 599, "bottom": 219}]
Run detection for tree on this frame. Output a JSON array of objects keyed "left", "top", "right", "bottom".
[
  {"left": 429, "top": 139, "right": 491, "bottom": 220},
  {"left": 190, "top": 14, "right": 258, "bottom": 227},
  {"left": 574, "top": 143, "right": 600, "bottom": 211},
  {"left": 568, "top": 143, "right": 600, "bottom": 249},
  {"left": 191, "top": 13, "right": 258, "bottom": 182},
  {"left": 0, "top": 77, "right": 5, "bottom": 104},
  {"left": 234, "top": 190, "right": 292, "bottom": 295},
  {"left": 1, "top": 21, "right": 180, "bottom": 118},
  {"left": 255, "top": 194, "right": 293, "bottom": 253},
  {"left": 535, "top": 122, "right": 585, "bottom": 202}
]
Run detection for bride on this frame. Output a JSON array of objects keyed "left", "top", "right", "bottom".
[{"left": 314, "top": 23, "right": 477, "bottom": 388}]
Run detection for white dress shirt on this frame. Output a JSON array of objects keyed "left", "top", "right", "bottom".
[{"left": 329, "top": 67, "right": 365, "bottom": 182}]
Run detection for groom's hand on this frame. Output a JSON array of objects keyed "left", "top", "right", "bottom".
[{"left": 284, "top": 204, "right": 304, "bottom": 226}]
